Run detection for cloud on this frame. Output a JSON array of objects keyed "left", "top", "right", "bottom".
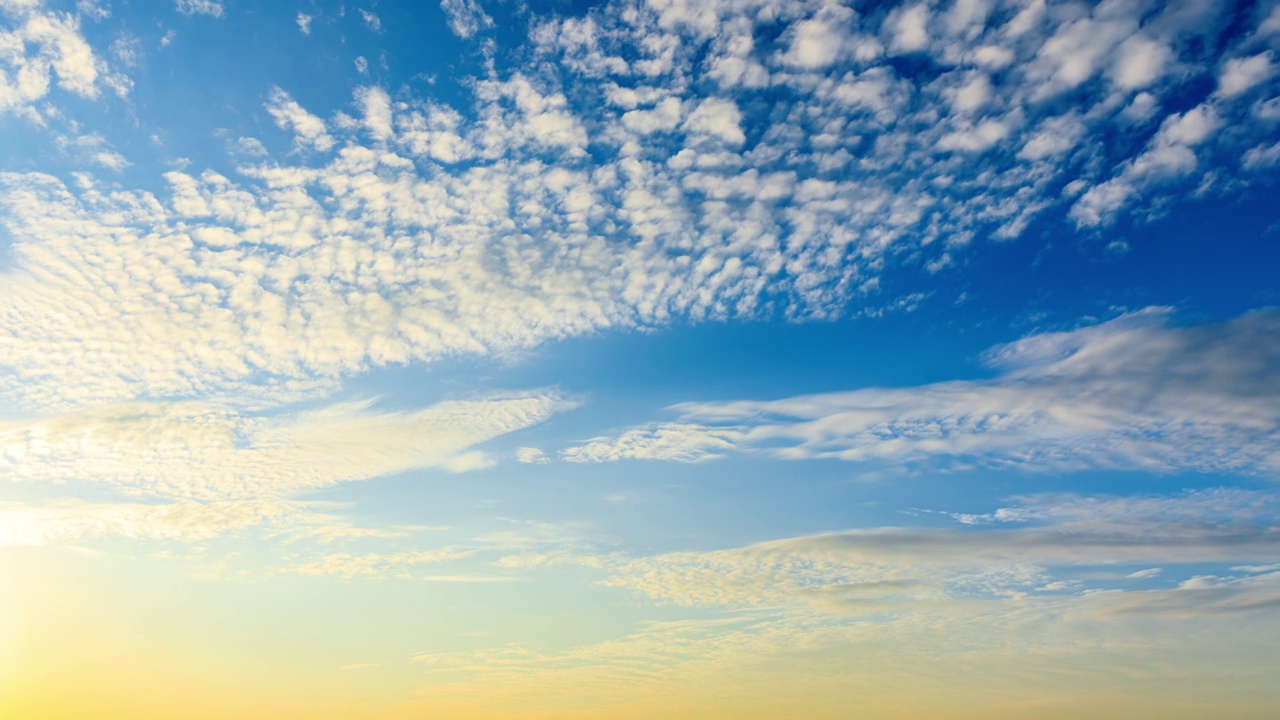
[
  {"left": 0, "top": 391, "right": 573, "bottom": 500},
  {"left": 0, "top": 1, "right": 114, "bottom": 118},
  {"left": 3, "top": 0, "right": 1280, "bottom": 415},
  {"left": 886, "top": 3, "right": 930, "bottom": 54},
  {"left": 514, "top": 447, "right": 550, "bottom": 464},
  {"left": 0, "top": 497, "right": 393, "bottom": 547},
  {"left": 288, "top": 547, "right": 474, "bottom": 578},
  {"left": 597, "top": 488, "right": 1280, "bottom": 612},
  {"left": 1218, "top": 52, "right": 1275, "bottom": 99},
  {"left": 439, "top": 0, "right": 492, "bottom": 40},
  {"left": 174, "top": 0, "right": 222, "bottom": 18},
  {"left": 563, "top": 308, "right": 1280, "bottom": 474},
  {"left": 393, "top": 488, "right": 1280, "bottom": 715},
  {"left": 266, "top": 86, "right": 335, "bottom": 151}
]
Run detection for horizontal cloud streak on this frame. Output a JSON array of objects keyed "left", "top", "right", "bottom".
[
  {"left": 564, "top": 308, "right": 1280, "bottom": 474},
  {"left": 0, "top": 391, "right": 572, "bottom": 499}
]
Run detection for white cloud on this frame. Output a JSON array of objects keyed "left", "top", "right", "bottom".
[
  {"left": 265, "top": 86, "right": 336, "bottom": 151},
  {"left": 514, "top": 447, "right": 550, "bottom": 464},
  {"left": 886, "top": 3, "right": 930, "bottom": 54},
  {"left": 779, "top": 4, "right": 854, "bottom": 69},
  {"left": 936, "top": 119, "right": 1008, "bottom": 152},
  {"left": 1258, "top": 5, "right": 1280, "bottom": 37},
  {"left": 0, "top": 2, "right": 109, "bottom": 118},
  {"left": 682, "top": 97, "right": 745, "bottom": 145},
  {"left": 1218, "top": 52, "right": 1275, "bottom": 98},
  {"left": 439, "top": 0, "right": 492, "bottom": 40},
  {"left": 1108, "top": 34, "right": 1171, "bottom": 90},
  {"left": 175, "top": 0, "right": 222, "bottom": 18},
  {"left": 1018, "top": 113, "right": 1084, "bottom": 160},
  {"left": 563, "top": 423, "right": 741, "bottom": 464},
  {"left": 357, "top": 84, "right": 393, "bottom": 140},
  {"left": 0, "top": 392, "right": 572, "bottom": 500},
  {"left": 296, "top": 12, "right": 312, "bottom": 35},
  {"left": 359, "top": 9, "right": 381, "bottom": 32},
  {"left": 1244, "top": 139, "right": 1280, "bottom": 169},
  {"left": 562, "top": 309, "right": 1280, "bottom": 475},
  {"left": 1072, "top": 103, "right": 1223, "bottom": 226},
  {"left": 600, "top": 488, "right": 1280, "bottom": 611}
]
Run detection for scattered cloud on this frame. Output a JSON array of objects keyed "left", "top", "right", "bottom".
[{"left": 3, "top": 0, "right": 1279, "bottom": 415}]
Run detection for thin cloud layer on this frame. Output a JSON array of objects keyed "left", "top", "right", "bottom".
[
  {"left": 0, "top": 391, "right": 572, "bottom": 500},
  {"left": 564, "top": 308, "right": 1280, "bottom": 474},
  {"left": 0, "top": 497, "right": 399, "bottom": 547},
  {"left": 599, "top": 489, "right": 1280, "bottom": 611}
]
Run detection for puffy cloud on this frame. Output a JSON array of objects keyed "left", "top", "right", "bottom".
[
  {"left": 1218, "top": 52, "right": 1275, "bottom": 98},
  {"left": 885, "top": 3, "right": 930, "bottom": 54},
  {"left": 563, "top": 308, "right": 1280, "bottom": 474},
  {"left": 1108, "top": 34, "right": 1172, "bottom": 90},
  {"left": 0, "top": 1, "right": 114, "bottom": 118}
]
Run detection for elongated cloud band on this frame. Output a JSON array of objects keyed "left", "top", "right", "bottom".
[
  {"left": 0, "top": 391, "right": 573, "bottom": 500},
  {"left": 564, "top": 308, "right": 1280, "bottom": 474}
]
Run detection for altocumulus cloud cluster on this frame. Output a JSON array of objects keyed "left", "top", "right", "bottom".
[{"left": 2, "top": 0, "right": 1278, "bottom": 414}]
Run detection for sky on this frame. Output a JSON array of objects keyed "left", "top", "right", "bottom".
[{"left": 1, "top": 0, "right": 1279, "bottom": 717}]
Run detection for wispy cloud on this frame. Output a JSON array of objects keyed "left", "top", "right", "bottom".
[
  {"left": 174, "top": 0, "right": 222, "bottom": 18},
  {"left": 0, "top": 497, "right": 399, "bottom": 547},
  {"left": 0, "top": 392, "right": 573, "bottom": 500},
  {"left": 396, "top": 488, "right": 1280, "bottom": 714},
  {"left": 564, "top": 308, "right": 1280, "bottom": 475}
]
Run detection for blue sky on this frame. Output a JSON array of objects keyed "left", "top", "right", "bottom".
[{"left": 3, "top": 0, "right": 1280, "bottom": 717}]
